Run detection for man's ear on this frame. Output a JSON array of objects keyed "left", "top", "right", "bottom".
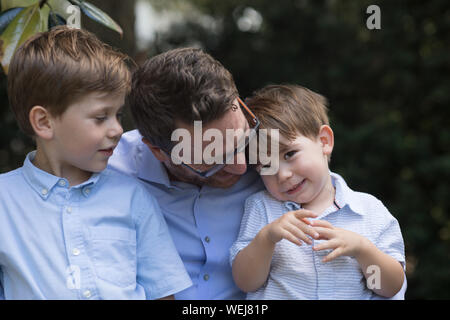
[
  {"left": 318, "top": 125, "right": 334, "bottom": 157},
  {"left": 142, "top": 137, "right": 169, "bottom": 162},
  {"left": 29, "top": 106, "right": 54, "bottom": 140}
]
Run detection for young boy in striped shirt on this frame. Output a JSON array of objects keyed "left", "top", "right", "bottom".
[{"left": 230, "top": 84, "right": 405, "bottom": 299}]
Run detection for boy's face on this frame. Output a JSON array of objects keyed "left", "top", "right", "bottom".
[
  {"left": 49, "top": 91, "right": 124, "bottom": 176},
  {"left": 258, "top": 127, "right": 333, "bottom": 207}
]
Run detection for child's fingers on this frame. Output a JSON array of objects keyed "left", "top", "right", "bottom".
[
  {"left": 313, "top": 239, "right": 339, "bottom": 252},
  {"left": 313, "top": 226, "right": 335, "bottom": 239},
  {"left": 290, "top": 210, "right": 320, "bottom": 239},
  {"left": 310, "top": 220, "right": 334, "bottom": 229},
  {"left": 290, "top": 217, "right": 319, "bottom": 240},
  {"left": 322, "top": 247, "right": 344, "bottom": 263},
  {"left": 293, "top": 209, "right": 318, "bottom": 220},
  {"left": 309, "top": 220, "right": 333, "bottom": 239},
  {"left": 284, "top": 224, "right": 312, "bottom": 245},
  {"left": 301, "top": 217, "right": 312, "bottom": 225},
  {"left": 281, "top": 229, "right": 303, "bottom": 246}
]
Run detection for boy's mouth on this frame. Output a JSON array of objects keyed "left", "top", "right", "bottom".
[
  {"left": 99, "top": 147, "right": 115, "bottom": 157},
  {"left": 285, "top": 179, "right": 306, "bottom": 195}
]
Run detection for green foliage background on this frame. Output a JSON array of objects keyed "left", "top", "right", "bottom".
[{"left": 0, "top": 0, "right": 449, "bottom": 299}]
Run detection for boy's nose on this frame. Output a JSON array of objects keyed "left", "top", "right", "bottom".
[
  {"left": 108, "top": 119, "right": 123, "bottom": 139},
  {"left": 277, "top": 164, "right": 293, "bottom": 183}
]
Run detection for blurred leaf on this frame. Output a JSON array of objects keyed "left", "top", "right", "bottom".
[
  {"left": 0, "top": 3, "right": 42, "bottom": 74},
  {"left": 0, "top": 6, "right": 24, "bottom": 35},
  {"left": 1, "top": 0, "right": 38, "bottom": 11},
  {"left": 38, "top": 2, "right": 49, "bottom": 32},
  {"left": 47, "top": 0, "right": 73, "bottom": 19},
  {"left": 48, "top": 11, "right": 65, "bottom": 29},
  {"left": 68, "top": 0, "right": 122, "bottom": 36}
]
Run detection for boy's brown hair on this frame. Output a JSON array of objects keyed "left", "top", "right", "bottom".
[
  {"left": 128, "top": 47, "right": 238, "bottom": 150},
  {"left": 246, "top": 84, "right": 330, "bottom": 143},
  {"left": 8, "top": 26, "right": 131, "bottom": 136}
]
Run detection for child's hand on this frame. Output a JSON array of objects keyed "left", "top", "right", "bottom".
[
  {"left": 311, "top": 220, "right": 368, "bottom": 263},
  {"left": 263, "top": 209, "right": 320, "bottom": 246}
]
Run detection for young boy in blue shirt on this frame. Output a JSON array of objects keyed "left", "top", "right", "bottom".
[
  {"left": 0, "top": 26, "right": 192, "bottom": 299},
  {"left": 230, "top": 84, "right": 406, "bottom": 299}
]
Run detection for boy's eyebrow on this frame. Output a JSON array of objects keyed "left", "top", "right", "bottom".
[
  {"left": 92, "top": 104, "right": 125, "bottom": 113},
  {"left": 279, "top": 144, "right": 289, "bottom": 153},
  {"left": 278, "top": 141, "right": 295, "bottom": 154}
]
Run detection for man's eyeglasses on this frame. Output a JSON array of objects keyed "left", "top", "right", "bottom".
[{"left": 164, "top": 97, "right": 260, "bottom": 178}]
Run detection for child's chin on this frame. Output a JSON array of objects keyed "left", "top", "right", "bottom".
[
  {"left": 92, "top": 165, "right": 107, "bottom": 173},
  {"left": 268, "top": 192, "right": 290, "bottom": 203},
  {"left": 84, "top": 162, "right": 108, "bottom": 173}
]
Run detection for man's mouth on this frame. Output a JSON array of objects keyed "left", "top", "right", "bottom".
[{"left": 285, "top": 179, "right": 306, "bottom": 195}]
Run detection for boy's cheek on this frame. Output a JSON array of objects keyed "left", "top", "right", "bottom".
[
  {"left": 261, "top": 176, "right": 281, "bottom": 198},
  {"left": 258, "top": 157, "right": 280, "bottom": 176}
]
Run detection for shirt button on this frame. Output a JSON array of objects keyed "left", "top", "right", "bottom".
[
  {"left": 41, "top": 188, "right": 48, "bottom": 195},
  {"left": 83, "top": 290, "right": 92, "bottom": 298},
  {"left": 58, "top": 180, "right": 66, "bottom": 187},
  {"left": 204, "top": 236, "right": 210, "bottom": 243},
  {"left": 72, "top": 248, "right": 80, "bottom": 256},
  {"left": 84, "top": 188, "right": 91, "bottom": 195},
  {"left": 203, "top": 274, "right": 210, "bottom": 281},
  {"left": 66, "top": 207, "right": 72, "bottom": 214}
]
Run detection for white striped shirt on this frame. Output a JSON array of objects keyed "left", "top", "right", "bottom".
[{"left": 230, "top": 172, "right": 405, "bottom": 300}]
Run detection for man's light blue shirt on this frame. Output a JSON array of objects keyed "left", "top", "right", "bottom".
[
  {"left": 108, "top": 130, "right": 264, "bottom": 299},
  {"left": 230, "top": 172, "right": 406, "bottom": 300},
  {"left": 0, "top": 151, "right": 192, "bottom": 299}
]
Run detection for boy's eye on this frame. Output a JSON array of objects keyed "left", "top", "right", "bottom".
[
  {"left": 284, "top": 150, "right": 297, "bottom": 160},
  {"left": 95, "top": 115, "right": 107, "bottom": 122},
  {"left": 116, "top": 112, "right": 124, "bottom": 121}
]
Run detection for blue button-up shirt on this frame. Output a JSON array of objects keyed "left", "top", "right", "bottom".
[
  {"left": 109, "top": 130, "right": 264, "bottom": 299},
  {"left": 230, "top": 172, "right": 406, "bottom": 299},
  {"left": 0, "top": 151, "right": 192, "bottom": 299}
]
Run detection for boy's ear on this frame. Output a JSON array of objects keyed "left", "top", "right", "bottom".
[
  {"left": 29, "top": 106, "right": 54, "bottom": 140},
  {"left": 142, "top": 137, "right": 169, "bottom": 162},
  {"left": 318, "top": 125, "right": 334, "bottom": 156}
]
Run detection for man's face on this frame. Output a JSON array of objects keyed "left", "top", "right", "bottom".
[{"left": 162, "top": 99, "right": 249, "bottom": 188}]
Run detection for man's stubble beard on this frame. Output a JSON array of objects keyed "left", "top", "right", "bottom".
[{"left": 162, "top": 161, "right": 242, "bottom": 189}]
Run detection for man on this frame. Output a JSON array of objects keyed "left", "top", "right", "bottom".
[{"left": 109, "top": 47, "right": 264, "bottom": 299}]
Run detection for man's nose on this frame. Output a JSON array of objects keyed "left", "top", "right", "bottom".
[{"left": 223, "top": 151, "right": 247, "bottom": 175}]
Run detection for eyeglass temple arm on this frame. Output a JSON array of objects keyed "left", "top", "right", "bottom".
[{"left": 237, "top": 97, "right": 258, "bottom": 122}]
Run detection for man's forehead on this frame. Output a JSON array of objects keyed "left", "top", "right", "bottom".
[{"left": 174, "top": 106, "right": 247, "bottom": 136}]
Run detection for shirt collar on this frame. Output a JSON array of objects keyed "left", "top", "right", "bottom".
[
  {"left": 22, "top": 151, "right": 102, "bottom": 200},
  {"left": 135, "top": 142, "right": 172, "bottom": 187},
  {"left": 283, "top": 172, "right": 366, "bottom": 216},
  {"left": 331, "top": 172, "right": 366, "bottom": 215}
]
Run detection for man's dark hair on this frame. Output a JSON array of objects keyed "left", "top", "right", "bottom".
[{"left": 128, "top": 47, "right": 238, "bottom": 149}]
